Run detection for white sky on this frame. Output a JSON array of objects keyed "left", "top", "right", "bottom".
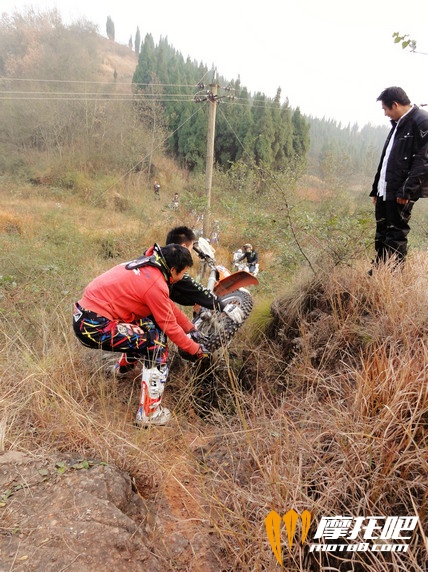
[{"left": 2, "top": 0, "right": 427, "bottom": 127}]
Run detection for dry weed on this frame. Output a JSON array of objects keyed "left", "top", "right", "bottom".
[{"left": 1, "top": 180, "right": 427, "bottom": 570}]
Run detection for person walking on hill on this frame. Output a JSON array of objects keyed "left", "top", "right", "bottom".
[
  {"left": 153, "top": 180, "right": 161, "bottom": 200},
  {"left": 369, "top": 86, "right": 428, "bottom": 269},
  {"left": 73, "top": 244, "right": 209, "bottom": 426},
  {"left": 171, "top": 193, "right": 179, "bottom": 209}
]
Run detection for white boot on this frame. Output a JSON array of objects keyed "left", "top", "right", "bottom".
[{"left": 135, "top": 364, "right": 171, "bottom": 426}]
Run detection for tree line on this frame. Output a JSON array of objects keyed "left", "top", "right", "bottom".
[
  {"left": 132, "top": 34, "right": 310, "bottom": 173},
  {"left": 0, "top": 9, "right": 387, "bottom": 189}
]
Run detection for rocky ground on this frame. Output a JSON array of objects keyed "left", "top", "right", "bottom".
[{"left": 0, "top": 446, "right": 226, "bottom": 572}]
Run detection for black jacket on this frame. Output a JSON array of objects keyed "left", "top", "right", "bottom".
[
  {"left": 141, "top": 246, "right": 223, "bottom": 310},
  {"left": 370, "top": 106, "right": 428, "bottom": 201},
  {"left": 170, "top": 273, "right": 223, "bottom": 309},
  {"left": 239, "top": 250, "right": 258, "bottom": 264}
]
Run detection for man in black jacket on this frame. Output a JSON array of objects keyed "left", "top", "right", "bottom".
[{"left": 369, "top": 86, "right": 428, "bottom": 268}]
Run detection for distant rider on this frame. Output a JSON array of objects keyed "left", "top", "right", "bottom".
[
  {"left": 238, "top": 243, "right": 259, "bottom": 275},
  {"left": 171, "top": 193, "right": 179, "bottom": 209}
]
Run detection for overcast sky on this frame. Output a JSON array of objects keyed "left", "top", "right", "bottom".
[{"left": 2, "top": 0, "right": 427, "bottom": 127}]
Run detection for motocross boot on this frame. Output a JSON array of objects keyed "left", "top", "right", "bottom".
[{"left": 135, "top": 363, "right": 171, "bottom": 426}]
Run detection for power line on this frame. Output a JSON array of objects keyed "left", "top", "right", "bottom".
[
  {"left": 0, "top": 93, "right": 198, "bottom": 101},
  {"left": 0, "top": 90, "right": 194, "bottom": 96},
  {"left": 0, "top": 76, "right": 202, "bottom": 89},
  {"left": 0, "top": 78, "right": 291, "bottom": 108},
  {"left": 0, "top": 93, "right": 282, "bottom": 109},
  {"left": 0, "top": 96, "right": 198, "bottom": 103}
]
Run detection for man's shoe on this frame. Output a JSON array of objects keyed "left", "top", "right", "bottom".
[{"left": 135, "top": 405, "right": 171, "bottom": 427}]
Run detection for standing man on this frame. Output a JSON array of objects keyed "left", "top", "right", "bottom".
[
  {"left": 370, "top": 87, "right": 428, "bottom": 268},
  {"left": 153, "top": 180, "right": 161, "bottom": 200}
]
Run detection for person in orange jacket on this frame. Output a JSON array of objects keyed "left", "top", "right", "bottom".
[
  {"left": 111, "top": 226, "right": 244, "bottom": 379},
  {"left": 73, "top": 243, "right": 209, "bottom": 426}
]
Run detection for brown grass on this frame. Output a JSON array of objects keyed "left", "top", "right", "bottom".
[{"left": 1, "top": 178, "right": 427, "bottom": 571}]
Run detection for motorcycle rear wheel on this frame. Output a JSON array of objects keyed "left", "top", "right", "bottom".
[{"left": 193, "top": 289, "right": 253, "bottom": 353}]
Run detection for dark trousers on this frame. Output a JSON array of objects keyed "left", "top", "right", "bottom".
[{"left": 374, "top": 198, "right": 413, "bottom": 264}]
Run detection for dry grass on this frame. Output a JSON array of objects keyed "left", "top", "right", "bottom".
[
  {"left": 1, "top": 179, "right": 427, "bottom": 571},
  {"left": 201, "top": 256, "right": 428, "bottom": 571}
]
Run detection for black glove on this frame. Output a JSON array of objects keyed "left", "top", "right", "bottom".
[
  {"left": 195, "top": 344, "right": 211, "bottom": 360},
  {"left": 189, "top": 328, "right": 208, "bottom": 344},
  {"left": 399, "top": 200, "right": 415, "bottom": 221},
  {"left": 178, "top": 342, "right": 211, "bottom": 362}
]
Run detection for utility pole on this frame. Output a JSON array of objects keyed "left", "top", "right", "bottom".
[
  {"left": 203, "top": 69, "right": 218, "bottom": 238},
  {"left": 194, "top": 70, "right": 234, "bottom": 238}
]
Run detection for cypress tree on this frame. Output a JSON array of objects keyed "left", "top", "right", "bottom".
[
  {"left": 135, "top": 27, "right": 141, "bottom": 56},
  {"left": 292, "top": 107, "right": 310, "bottom": 162},
  {"left": 106, "top": 16, "right": 115, "bottom": 41},
  {"left": 252, "top": 93, "right": 275, "bottom": 168}
]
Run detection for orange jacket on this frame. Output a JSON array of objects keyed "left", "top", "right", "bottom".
[{"left": 78, "top": 262, "right": 199, "bottom": 355}]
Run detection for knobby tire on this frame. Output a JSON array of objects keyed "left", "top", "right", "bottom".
[{"left": 193, "top": 289, "right": 253, "bottom": 353}]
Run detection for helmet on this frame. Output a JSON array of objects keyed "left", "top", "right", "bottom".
[{"left": 244, "top": 243, "right": 252, "bottom": 249}]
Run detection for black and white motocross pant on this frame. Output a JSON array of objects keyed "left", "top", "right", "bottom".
[{"left": 72, "top": 303, "right": 168, "bottom": 365}]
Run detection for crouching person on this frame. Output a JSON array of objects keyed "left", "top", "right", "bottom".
[{"left": 73, "top": 243, "right": 209, "bottom": 426}]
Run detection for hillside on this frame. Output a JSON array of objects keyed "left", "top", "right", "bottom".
[
  {"left": 1, "top": 171, "right": 428, "bottom": 570},
  {"left": 1, "top": 11, "right": 428, "bottom": 572},
  {"left": 95, "top": 36, "right": 137, "bottom": 85}
]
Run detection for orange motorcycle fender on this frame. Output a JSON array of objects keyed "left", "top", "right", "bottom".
[{"left": 214, "top": 271, "right": 259, "bottom": 297}]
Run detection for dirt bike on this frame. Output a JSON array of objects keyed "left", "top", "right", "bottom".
[{"left": 189, "top": 238, "right": 259, "bottom": 353}]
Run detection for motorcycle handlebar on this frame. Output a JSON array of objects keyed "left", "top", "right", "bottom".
[{"left": 193, "top": 242, "right": 216, "bottom": 268}]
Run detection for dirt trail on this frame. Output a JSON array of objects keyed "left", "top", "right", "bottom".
[{"left": 154, "top": 429, "right": 221, "bottom": 571}]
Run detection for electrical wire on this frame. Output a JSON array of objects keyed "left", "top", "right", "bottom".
[
  {"left": 0, "top": 76, "right": 202, "bottom": 88},
  {"left": 0, "top": 77, "right": 288, "bottom": 109}
]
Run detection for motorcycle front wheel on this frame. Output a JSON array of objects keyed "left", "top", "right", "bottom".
[{"left": 193, "top": 289, "right": 253, "bottom": 353}]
